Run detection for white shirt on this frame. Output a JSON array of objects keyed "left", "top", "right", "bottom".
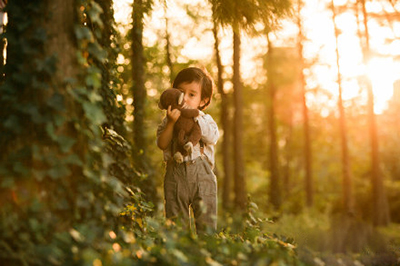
[{"left": 157, "top": 111, "right": 219, "bottom": 168}]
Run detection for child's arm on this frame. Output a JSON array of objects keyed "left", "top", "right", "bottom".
[
  {"left": 197, "top": 114, "right": 219, "bottom": 145},
  {"left": 157, "top": 106, "right": 181, "bottom": 150}
]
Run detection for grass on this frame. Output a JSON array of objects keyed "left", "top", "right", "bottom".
[{"left": 260, "top": 210, "right": 400, "bottom": 266}]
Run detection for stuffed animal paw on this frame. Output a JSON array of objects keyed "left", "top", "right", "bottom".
[
  {"left": 173, "top": 152, "right": 184, "bottom": 164},
  {"left": 184, "top": 142, "right": 194, "bottom": 154}
]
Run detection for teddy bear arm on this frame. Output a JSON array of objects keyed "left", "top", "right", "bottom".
[
  {"left": 187, "top": 122, "right": 202, "bottom": 146},
  {"left": 180, "top": 109, "right": 199, "bottom": 118},
  {"left": 177, "top": 128, "right": 187, "bottom": 146}
]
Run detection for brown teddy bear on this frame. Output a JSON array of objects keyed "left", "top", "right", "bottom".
[{"left": 158, "top": 88, "right": 202, "bottom": 163}]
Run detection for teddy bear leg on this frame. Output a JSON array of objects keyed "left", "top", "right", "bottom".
[
  {"left": 173, "top": 152, "right": 184, "bottom": 164},
  {"left": 184, "top": 142, "right": 194, "bottom": 154},
  {"left": 187, "top": 123, "right": 202, "bottom": 147}
]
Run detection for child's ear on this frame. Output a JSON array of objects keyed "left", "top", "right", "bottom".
[{"left": 199, "top": 98, "right": 210, "bottom": 110}]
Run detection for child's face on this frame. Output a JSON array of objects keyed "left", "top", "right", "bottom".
[{"left": 176, "top": 81, "right": 208, "bottom": 110}]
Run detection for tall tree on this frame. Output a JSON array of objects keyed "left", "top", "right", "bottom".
[
  {"left": 331, "top": 0, "right": 354, "bottom": 214},
  {"left": 163, "top": 0, "right": 174, "bottom": 82},
  {"left": 296, "top": 0, "right": 313, "bottom": 207},
  {"left": 266, "top": 34, "right": 281, "bottom": 209},
  {"left": 0, "top": 0, "right": 128, "bottom": 263},
  {"left": 358, "top": 0, "right": 390, "bottom": 226},
  {"left": 210, "top": 0, "right": 258, "bottom": 211},
  {"left": 211, "top": 0, "right": 291, "bottom": 211},
  {"left": 232, "top": 28, "right": 247, "bottom": 210},
  {"left": 132, "top": 0, "right": 147, "bottom": 153},
  {"left": 211, "top": 12, "right": 233, "bottom": 210},
  {"left": 96, "top": 0, "right": 126, "bottom": 135},
  {"left": 0, "top": 0, "right": 5, "bottom": 79},
  {"left": 131, "top": 0, "right": 158, "bottom": 204}
]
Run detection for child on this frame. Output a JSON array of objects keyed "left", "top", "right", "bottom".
[{"left": 157, "top": 67, "right": 219, "bottom": 233}]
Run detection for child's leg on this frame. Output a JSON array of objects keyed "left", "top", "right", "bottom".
[
  {"left": 191, "top": 158, "right": 217, "bottom": 233},
  {"left": 164, "top": 162, "right": 191, "bottom": 227}
]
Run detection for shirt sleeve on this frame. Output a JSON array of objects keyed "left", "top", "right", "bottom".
[
  {"left": 156, "top": 117, "right": 172, "bottom": 161},
  {"left": 197, "top": 114, "right": 219, "bottom": 145},
  {"left": 156, "top": 117, "right": 168, "bottom": 140}
]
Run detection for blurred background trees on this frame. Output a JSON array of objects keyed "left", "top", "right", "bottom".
[{"left": 1, "top": 0, "right": 400, "bottom": 264}]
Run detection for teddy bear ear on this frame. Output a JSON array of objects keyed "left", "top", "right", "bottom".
[
  {"left": 158, "top": 100, "right": 165, "bottom": 110},
  {"left": 178, "top": 92, "right": 184, "bottom": 105}
]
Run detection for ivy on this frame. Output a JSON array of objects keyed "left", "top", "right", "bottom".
[{"left": 0, "top": 0, "right": 132, "bottom": 264}]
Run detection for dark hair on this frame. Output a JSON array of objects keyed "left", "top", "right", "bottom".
[{"left": 172, "top": 67, "right": 213, "bottom": 110}]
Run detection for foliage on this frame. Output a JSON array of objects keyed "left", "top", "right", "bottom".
[
  {"left": 210, "top": 0, "right": 292, "bottom": 33},
  {"left": 0, "top": 0, "right": 132, "bottom": 264},
  {"left": 81, "top": 199, "right": 301, "bottom": 266},
  {"left": 2, "top": 0, "right": 400, "bottom": 265}
]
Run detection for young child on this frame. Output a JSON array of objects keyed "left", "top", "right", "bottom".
[{"left": 157, "top": 67, "right": 219, "bottom": 233}]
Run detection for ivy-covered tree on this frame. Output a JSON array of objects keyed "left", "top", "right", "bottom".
[{"left": 0, "top": 0, "right": 131, "bottom": 263}]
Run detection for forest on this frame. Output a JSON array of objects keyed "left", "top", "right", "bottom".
[{"left": 0, "top": 0, "right": 400, "bottom": 265}]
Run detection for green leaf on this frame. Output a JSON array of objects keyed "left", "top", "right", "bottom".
[
  {"left": 88, "top": 42, "right": 107, "bottom": 63},
  {"left": 87, "top": 2, "right": 104, "bottom": 28},
  {"left": 33, "top": 169, "right": 46, "bottom": 181},
  {"left": 64, "top": 154, "right": 83, "bottom": 166},
  {"left": 76, "top": 51, "right": 88, "bottom": 65},
  {"left": 83, "top": 102, "right": 106, "bottom": 125},
  {"left": 46, "top": 123, "right": 57, "bottom": 141},
  {"left": 47, "top": 93, "right": 65, "bottom": 112},
  {"left": 57, "top": 135, "right": 76, "bottom": 153},
  {"left": 13, "top": 161, "right": 29, "bottom": 176},
  {"left": 4, "top": 115, "right": 22, "bottom": 133},
  {"left": 22, "top": 104, "right": 43, "bottom": 123},
  {"left": 54, "top": 114, "right": 66, "bottom": 127},
  {"left": 74, "top": 26, "right": 94, "bottom": 42},
  {"left": 85, "top": 66, "right": 102, "bottom": 89},
  {"left": 87, "top": 90, "right": 103, "bottom": 103},
  {"left": 48, "top": 164, "right": 71, "bottom": 179}
]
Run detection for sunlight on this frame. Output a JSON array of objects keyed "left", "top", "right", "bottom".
[
  {"left": 113, "top": 0, "right": 400, "bottom": 115},
  {"left": 366, "top": 57, "right": 396, "bottom": 113}
]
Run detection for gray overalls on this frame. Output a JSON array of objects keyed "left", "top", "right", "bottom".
[{"left": 164, "top": 155, "right": 217, "bottom": 233}]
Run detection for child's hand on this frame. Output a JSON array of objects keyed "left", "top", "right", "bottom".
[{"left": 167, "top": 105, "right": 181, "bottom": 123}]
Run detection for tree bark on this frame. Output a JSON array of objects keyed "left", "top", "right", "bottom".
[
  {"left": 132, "top": 0, "right": 146, "bottom": 152},
  {"left": 233, "top": 30, "right": 247, "bottom": 211},
  {"left": 331, "top": 0, "right": 354, "bottom": 214},
  {"left": 266, "top": 36, "right": 281, "bottom": 210},
  {"left": 163, "top": 0, "right": 174, "bottom": 82},
  {"left": 212, "top": 19, "right": 233, "bottom": 210},
  {"left": 359, "top": 0, "right": 390, "bottom": 226},
  {"left": 297, "top": 0, "right": 313, "bottom": 207},
  {"left": 132, "top": 0, "right": 158, "bottom": 205}
]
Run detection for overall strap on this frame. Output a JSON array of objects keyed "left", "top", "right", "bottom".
[{"left": 199, "top": 139, "right": 204, "bottom": 155}]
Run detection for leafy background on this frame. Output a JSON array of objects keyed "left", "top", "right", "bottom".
[{"left": 1, "top": 0, "right": 400, "bottom": 265}]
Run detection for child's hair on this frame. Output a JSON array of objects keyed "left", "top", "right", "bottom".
[{"left": 172, "top": 67, "right": 213, "bottom": 110}]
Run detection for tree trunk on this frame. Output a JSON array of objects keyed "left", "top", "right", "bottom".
[
  {"left": 97, "top": 0, "right": 126, "bottom": 136},
  {"left": 212, "top": 19, "right": 233, "bottom": 210},
  {"left": 164, "top": 0, "right": 174, "bottom": 82},
  {"left": 266, "top": 36, "right": 281, "bottom": 210},
  {"left": 132, "top": 0, "right": 146, "bottom": 152},
  {"left": 233, "top": 29, "right": 247, "bottom": 211},
  {"left": 331, "top": 0, "right": 354, "bottom": 214},
  {"left": 359, "top": 0, "right": 390, "bottom": 226},
  {"left": 0, "top": 0, "right": 5, "bottom": 82},
  {"left": 283, "top": 115, "right": 293, "bottom": 198},
  {"left": 297, "top": 0, "right": 313, "bottom": 207},
  {"left": 132, "top": 0, "right": 158, "bottom": 205}
]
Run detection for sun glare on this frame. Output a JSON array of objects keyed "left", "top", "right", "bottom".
[
  {"left": 113, "top": 0, "right": 400, "bottom": 114},
  {"left": 367, "top": 57, "right": 397, "bottom": 113}
]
